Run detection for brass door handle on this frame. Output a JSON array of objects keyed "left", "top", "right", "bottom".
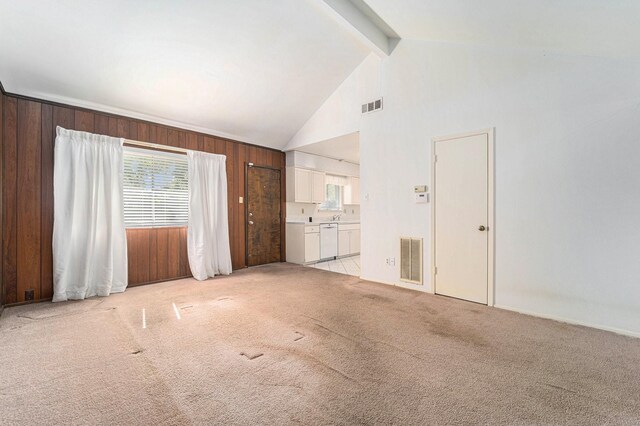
[
  {"left": 478, "top": 225, "right": 486, "bottom": 231},
  {"left": 249, "top": 221, "right": 254, "bottom": 225}
]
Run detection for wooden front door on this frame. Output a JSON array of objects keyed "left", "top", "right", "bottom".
[{"left": 246, "top": 165, "right": 282, "bottom": 266}]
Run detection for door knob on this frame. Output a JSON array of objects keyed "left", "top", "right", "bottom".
[
  {"left": 249, "top": 221, "right": 254, "bottom": 225},
  {"left": 478, "top": 225, "right": 486, "bottom": 231},
  {"left": 249, "top": 212, "right": 253, "bottom": 217}
]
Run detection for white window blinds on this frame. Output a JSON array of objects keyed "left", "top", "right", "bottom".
[
  {"left": 123, "top": 147, "right": 188, "bottom": 228},
  {"left": 325, "top": 174, "right": 349, "bottom": 186}
]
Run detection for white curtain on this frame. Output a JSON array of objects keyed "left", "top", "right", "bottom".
[
  {"left": 52, "top": 127, "right": 128, "bottom": 302},
  {"left": 187, "top": 151, "right": 232, "bottom": 280}
]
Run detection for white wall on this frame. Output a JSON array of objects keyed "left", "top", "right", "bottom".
[
  {"left": 286, "top": 202, "right": 360, "bottom": 223},
  {"left": 291, "top": 39, "right": 640, "bottom": 336},
  {"left": 286, "top": 53, "right": 381, "bottom": 150}
]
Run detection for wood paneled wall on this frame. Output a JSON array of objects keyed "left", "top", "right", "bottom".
[
  {"left": 0, "top": 92, "right": 4, "bottom": 307},
  {"left": 1, "top": 88, "right": 285, "bottom": 305}
]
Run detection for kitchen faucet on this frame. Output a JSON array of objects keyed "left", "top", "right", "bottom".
[{"left": 332, "top": 213, "right": 342, "bottom": 221}]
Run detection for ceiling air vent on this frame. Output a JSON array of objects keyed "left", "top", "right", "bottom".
[
  {"left": 362, "top": 97, "right": 383, "bottom": 114},
  {"left": 400, "top": 237, "right": 423, "bottom": 284}
]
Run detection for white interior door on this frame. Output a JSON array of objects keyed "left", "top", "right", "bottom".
[{"left": 434, "top": 133, "right": 489, "bottom": 304}]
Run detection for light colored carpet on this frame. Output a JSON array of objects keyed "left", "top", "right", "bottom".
[{"left": 1, "top": 263, "right": 639, "bottom": 425}]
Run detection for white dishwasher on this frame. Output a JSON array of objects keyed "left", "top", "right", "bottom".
[{"left": 319, "top": 223, "right": 338, "bottom": 260}]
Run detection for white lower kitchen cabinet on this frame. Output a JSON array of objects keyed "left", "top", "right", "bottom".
[
  {"left": 338, "top": 231, "right": 350, "bottom": 256},
  {"left": 286, "top": 223, "right": 321, "bottom": 264},
  {"left": 349, "top": 229, "right": 360, "bottom": 254},
  {"left": 287, "top": 222, "right": 359, "bottom": 264},
  {"left": 338, "top": 224, "right": 360, "bottom": 257},
  {"left": 304, "top": 232, "right": 320, "bottom": 263}
]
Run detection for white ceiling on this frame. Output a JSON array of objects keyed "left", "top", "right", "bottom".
[
  {"left": 0, "top": 0, "right": 370, "bottom": 149},
  {"left": 364, "top": 0, "right": 640, "bottom": 59},
  {"left": 3, "top": 1, "right": 638, "bottom": 152},
  {"left": 297, "top": 132, "right": 360, "bottom": 164}
]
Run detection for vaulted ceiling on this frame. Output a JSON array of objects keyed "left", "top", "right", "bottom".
[
  {"left": 0, "top": 0, "right": 371, "bottom": 149},
  {"left": 365, "top": 0, "right": 640, "bottom": 59},
  {"left": 2, "top": 1, "right": 638, "bottom": 150}
]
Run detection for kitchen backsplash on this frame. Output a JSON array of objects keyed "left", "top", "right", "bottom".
[{"left": 286, "top": 202, "right": 360, "bottom": 223}]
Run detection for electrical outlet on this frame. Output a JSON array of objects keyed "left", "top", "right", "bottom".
[
  {"left": 389, "top": 257, "right": 396, "bottom": 266},
  {"left": 25, "top": 289, "right": 34, "bottom": 301}
]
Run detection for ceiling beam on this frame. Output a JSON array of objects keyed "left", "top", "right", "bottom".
[{"left": 319, "top": 0, "right": 400, "bottom": 57}]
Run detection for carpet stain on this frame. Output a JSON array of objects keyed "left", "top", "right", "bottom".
[
  {"left": 293, "top": 331, "right": 305, "bottom": 342},
  {"left": 301, "top": 314, "right": 322, "bottom": 323},
  {"left": 130, "top": 349, "right": 143, "bottom": 355},
  {"left": 16, "top": 300, "right": 105, "bottom": 320},
  {"left": 259, "top": 382, "right": 304, "bottom": 390},
  {"left": 307, "top": 354, "right": 358, "bottom": 383},
  {"left": 241, "top": 351, "right": 264, "bottom": 360},
  {"left": 543, "top": 383, "right": 578, "bottom": 394},
  {"left": 361, "top": 294, "right": 390, "bottom": 302},
  {"left": 314, "top": 323, "right": 358, "bottom": 344},
  {"left": 423, "top": 315, "right": 488, "bottom": 347}
]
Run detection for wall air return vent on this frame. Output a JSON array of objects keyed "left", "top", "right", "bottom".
[
  {"left": 362, "top": 97, "right": 383, "bottom": 114},
  {"left": 400, "top": 237, "right": 423, "bottom": 284}
]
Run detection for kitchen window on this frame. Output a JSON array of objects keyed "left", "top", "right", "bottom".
[
  {"left": 319, "top": 174, "right": 347, "bottom": 211},
  {"left": 123, "top": 147, "right": 189, "bottom": 228}
]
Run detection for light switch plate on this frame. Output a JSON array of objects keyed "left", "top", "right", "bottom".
[
  {"left": 239, "top": 196, "right": 243, "bottom": 204},
  {"left": 415, "top": 193, "right": 429, "bottom": 203}
]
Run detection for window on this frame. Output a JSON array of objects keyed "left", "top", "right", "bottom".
[
  {"left": 319, "top": 175, "right": 347, "bottom": 211},
  {"left": 123, "top": 147, "right": 188, "bottom": 228}
]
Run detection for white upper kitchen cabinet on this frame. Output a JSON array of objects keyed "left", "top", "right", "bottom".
[
  {"left": 344, "top": 176, "right": 360, "bottom": 205},
  {"left": 312, "top": 171, "right": 325, "bottom": 204},
  {"left": 295, "top": 168, "right": 312, "bottom": 202},
  {"left": 286, "top": 167, "right": 326, "bottom": 204}
]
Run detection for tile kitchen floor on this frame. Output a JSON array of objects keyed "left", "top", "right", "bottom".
[{"left": 309, "top": 255, "right": 360, "bottom": 277}]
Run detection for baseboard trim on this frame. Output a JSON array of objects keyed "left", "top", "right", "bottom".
[
  {"left": 494, "top": 304, "right": 640, "bottom": 339},
  {"left": 5, "top": 298, "right": 52, "bottom": 308}
]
